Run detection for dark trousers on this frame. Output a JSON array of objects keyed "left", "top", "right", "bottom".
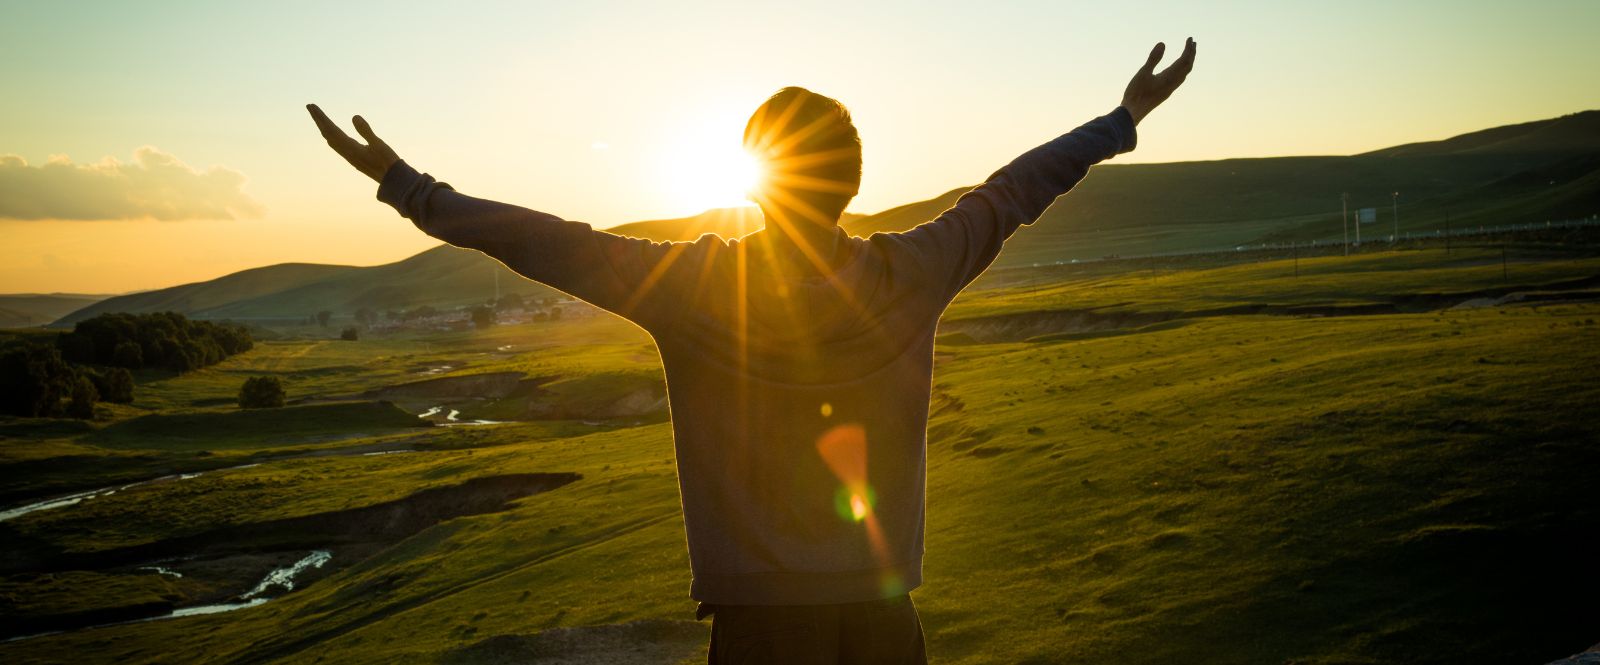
[{"left": 699, "top": 594, "right": 927, "bottom": 664}]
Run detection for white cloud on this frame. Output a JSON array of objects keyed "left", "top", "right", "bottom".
[{"left": 0, "top": 147, "right": 263, "bottom": 221}]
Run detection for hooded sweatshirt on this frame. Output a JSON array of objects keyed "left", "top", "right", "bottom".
[{"left": 376, "top": 106, "right": 1137, "bottom": 605}]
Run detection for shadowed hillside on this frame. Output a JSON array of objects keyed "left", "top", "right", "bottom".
[
  {"left": 2, "top": 249, "right": 1596, "bottom": 663},
  {"left": 42, "top": 110, "right": 1599, "bottom": 327},
  {"left": 0, "top": 294, "right": 108, "bottom": 328},
  {"left": 49, "top": 248, "right": 560, "bottom": 327},
  {"left": 605, "top": 206, "right": 866, "bottom": 241},
  {"left": 848, "top": 110, "right": 1600, "bottom": 265},
  {"left": 52, "top": 264, "right": 358, "bottom": 327}
]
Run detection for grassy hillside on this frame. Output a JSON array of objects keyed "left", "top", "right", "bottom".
[
  {"left": 52, "top": 263, "right": 358, "bottom": 327},
  {"left": 945, "top": 246, "right": 1600, "bottom": 321},
  {"left": 1363, "top": 109, "right": 1600, "bottom": 157},
  {"left": 0, "top": 294, "right": 108, "bottom": 328},
  {"left": 49, "top": 247, "right": 562, "bottom": 327},
  {"left": 196, "top": 246, "right": 560, "bottom": 321},
  {"left": 606, "top": 207, "right": 866, "bottom": 242},
  {"left": 0, "top": 248, "right": 1595, "bottom": 663},
  {"left": 842, "top": 110, "right": 1600, "bottom": 265},
  {"left": 605, "top": 207, "right": 767, "bottom": 241},
  {"left": 45, "top": 111, "right": 1597, "bottom": 331}
]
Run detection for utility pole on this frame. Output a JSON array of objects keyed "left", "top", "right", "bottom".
[
  {"left": 1444, "top": 208, "right": 1451, "bottom": 254},
  {"left": 1341, "top": 193, "right": 1350, "bottom": 256},
  {"left": 1392, "top": 191, "right": 1400, "bottom": 245}
]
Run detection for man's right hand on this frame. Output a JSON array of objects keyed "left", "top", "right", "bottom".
[
  {"left": 1120, "top": 37, "right": 1197, "bottom": 125},
  {"left": 307, "top": 104, "right": 401, "bottom": 182}
]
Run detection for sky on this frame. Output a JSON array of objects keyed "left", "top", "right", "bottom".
[{"left": 2, "top": 0, "right": 1597, "bottom": 294}]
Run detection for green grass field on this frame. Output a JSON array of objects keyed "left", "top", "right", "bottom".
[{"left": 1, "top": 247, "right": 1596, "bottom": 664}]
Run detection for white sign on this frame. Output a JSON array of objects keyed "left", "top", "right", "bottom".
[{"left": 1358, "top": 207, "right": 1377, "bottom": 224}]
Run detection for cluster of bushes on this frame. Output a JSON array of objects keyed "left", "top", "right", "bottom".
[
  {"left": 0, "top": 312, "right": 252, "bottom": 419},
  {"left": 0, "top": 342, "right": 133, "bottom": 418},
  {"left": 57, "top": 312, "right": 252, "bottom": 373}
]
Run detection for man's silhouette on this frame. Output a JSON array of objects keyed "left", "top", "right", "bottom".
[{"left": 310, "top": 38, "right": 1195, "bottom": 664}]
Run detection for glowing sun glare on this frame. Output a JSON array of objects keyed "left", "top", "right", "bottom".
[{"left": 659, "top": 122, "right": 762, "bottom": 213}]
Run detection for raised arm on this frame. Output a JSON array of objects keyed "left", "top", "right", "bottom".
[
  {"left": 307, "top": 105, "right": 694, "bottom": 328},
  {"left": 891, "top": 38, "right": 1196, "bottom": 301}
]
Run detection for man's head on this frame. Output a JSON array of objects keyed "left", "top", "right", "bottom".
[{"left": 743, "top": 87, "right": 861, "bottom": 229}]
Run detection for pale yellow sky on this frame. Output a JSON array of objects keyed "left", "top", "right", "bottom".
[{"left": 2, "top": 1, "right": 1597, "bottom": 294}]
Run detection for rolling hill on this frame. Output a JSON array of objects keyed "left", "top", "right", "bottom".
[
  {"left": 0, "top": 294, "right": 110, "bottom": 328},
  {"left": 851, "top": 109, "right": 1600, "bottom": 265},
  {"left": 604, "top": 206, "right": 866, "bottom": 242},
  {"left": 50, "top": 248, "right": 561, "bottom": 327},
  {"left": 41, "top": 110, "right": 1599, "bottom": 327}
]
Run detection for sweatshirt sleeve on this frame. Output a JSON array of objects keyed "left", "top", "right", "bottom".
[
  {"left": 376, "top": 161, "right": 696, "bottom": 329},
  {"left": 886, "top": 106, "right": 1136, "bottom": 303}
]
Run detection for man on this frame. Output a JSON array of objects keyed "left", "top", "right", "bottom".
[{"left": 310, "top": 37, "right": 1195, "bottom": 664}]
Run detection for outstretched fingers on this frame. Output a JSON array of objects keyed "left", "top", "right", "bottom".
[
  {"left": 353, "top": 115, "right": 386, "bottom": 148},
  {"left": 1161, "top": 37, "right": 1197, "bottom": 79},
  {"left": 1141, "top": 42, "right": 1166, "bottom": 76},
  {"left": 307, "top": 104, "right": 352, "bottom": 144}
]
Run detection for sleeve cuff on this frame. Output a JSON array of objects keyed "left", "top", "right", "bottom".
[
  {"left": 376, "top": 159, "right": 422, "bottom": 215},
  {"left": 1110, "top": 106, "right": 1138, "bottom": 155},
  {"left": 376, "top": 159, "right": 454, "bottom": 222}
]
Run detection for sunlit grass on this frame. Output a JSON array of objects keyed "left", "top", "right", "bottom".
[{"left": 2, "top": 250, "right": 1597, "bottom": 663}]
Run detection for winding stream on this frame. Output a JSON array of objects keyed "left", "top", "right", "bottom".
[
  {"left": 3, "top": 549, "right": 334, "bottom": 643},
  {"left": 0, "top": 475, "right": 180, "bottom": 523},
  {"left": 1, "top": 450, "right": 407, "bottom": 524},
  {"left": 418, "top": 405, "right": 506, "bottom": 427}
]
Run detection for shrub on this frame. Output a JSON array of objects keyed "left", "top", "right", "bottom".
[
  {"left": 88, "top": 367, "right": 135, "bottom": 404},
  {"left": 239, "top": 376, "right": 285, "bottom": 409},
  {"left": 112, "top": 340, "right": 144, "bottom": 368},
  {"left": 340, "top": 327, "right": 360, "bottom": 341},
  {"left": 0, "top": 343, "right": 75, "bottom": 417},
  {"left": 67, "top": 376, "right": 98, "bottom": 419}
]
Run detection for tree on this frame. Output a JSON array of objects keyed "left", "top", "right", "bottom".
[
  {"left": 59, "top": 312, "right": 251, "bottom": 375},
  {"left": 67, "top": 375, "right": 98, "bottom": 419},
  {"left": 239, "top": 376, "right": 285, "bottom": 409},
  {"left": 0, "top": 343, "right": 75, "bottom": 417},
  {"left": 340, "top": 326, "right": 360, "bottom": 341},
  {"left": 316, "top": 310, "right": 333, "bottom": 328},
  {"left": 549, "top": 306, "right": 562, "bottom": 321},
  {"left": 471, "top": 305, "right": 496, "bottom": 330},
  {"left": 354, "top": 307, "right": 376, "bottom": 328},
  {"left": 112, "top": 340, "right": 144, "bottom": 368},
  {"left": 88, "top": 367, "right": 135, "bottom": 404}
]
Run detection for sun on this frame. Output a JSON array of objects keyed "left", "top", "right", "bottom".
[{"left": 658, "top": 122, "right": 763, "bottom": 214}]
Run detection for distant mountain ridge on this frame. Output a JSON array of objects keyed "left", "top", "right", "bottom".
[
  {"left": 0, "top": 294, "right": 110, "bottom": 328},
  {"left": 39, "top": 109, "right": 1600, "bottom": 327},
  {"left": 605, "top": 207, "right": 867, "bottom": 242},
  {"left": 1362, "top": 110, "right": 1600, "bottom": 158},
  {"left": 51, "top": 247, "right": 561, "bottom": 327}
]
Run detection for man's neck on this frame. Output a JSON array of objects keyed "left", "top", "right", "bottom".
[{"left": 758, "top": 208, "right": 843, "bottom": 276}]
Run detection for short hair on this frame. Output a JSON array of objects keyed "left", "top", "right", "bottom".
[{"left": 743, "top": 87, "right": 862, "bottom": 223}]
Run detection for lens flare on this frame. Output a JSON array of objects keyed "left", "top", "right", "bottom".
[{"left": 850, "top": 493, "right": 870, "bottom": 521}]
